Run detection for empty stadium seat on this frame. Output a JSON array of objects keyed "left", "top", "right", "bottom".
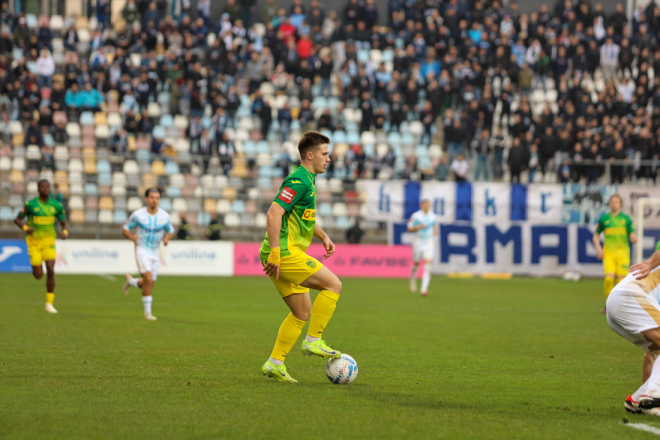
[{"left": 127, "top": 197, "right": 142, "bottom": 211}]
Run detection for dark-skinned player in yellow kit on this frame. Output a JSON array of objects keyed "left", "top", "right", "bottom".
[
  {"left": 260, "top": 132, "right": 344, "bottom": 383},
  {"left": 14, "top": 179, "right": 68, "bottom": 313}
]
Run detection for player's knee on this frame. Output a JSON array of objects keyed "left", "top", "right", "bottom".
[
  {"left": 297, "top": 307, "right": 312, "bottom": 322},
  {"left": 605, "top": 273, "right": 615, "bottom": 279},
  {"left": 32, "top": 268, "right": 43, "bottom": 279},
  {"left": 328, "top": 277, "right": 342, "bottom": 295}
]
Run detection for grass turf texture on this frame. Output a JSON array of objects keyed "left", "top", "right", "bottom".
[{"left": 0, "top": 274, "right": 655, "bottom": 439}]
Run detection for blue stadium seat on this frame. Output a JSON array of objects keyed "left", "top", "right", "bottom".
[
  {"left": 333, "top": 131, "right": 346, "bottom": 144},
  {"left": 335, "top": 216, "right": 351, "bottom": 229},
  {"left": 231, "top": 200, "right": 246, "bottom": 214},
  {"left": 256, "top": 141, "right": 269, "bottom": 154},
  {"left": 387, "top": 132, "right": 401, "bottom": 146},
  {"left": 201, "top": 116, "right": 212, "bottom": 129},
  {"left": 43, "top": 133, "right": 54, "bottom": 147},
  {"left": 243, "top": 141, "right": 256, "bottom": 154},
  {"left": 159, "top": 197, "right": 172, "bottom": 211},
  {"left": 357, "top": 49, "right": 369, "bottom": 63},
  {"left": 160, "top": 114, "right": 174, "bottom": 127},
  {"left": 319, "top": 203, "right": 333, "bottom": 217},
  {"left": 152, "top": 125, "right": 166, "bottom": 139},
  {"left": 84, "top": 183, "right": 98, "bottom": 195},
  {"left": 166, "top": 186, "right": 181, "bottom": 198},
  {"left": 363, "top": 144, "right": 375, "bottom": 156},
  {"left": 0, "top": 206, "right": 13, "bottom": 220},
  {"left": 165, "top": 161, "right": 179, "bottom": 175},
  {"left": 346, "top": 131, "right": 360, "bottom": 145},
  {"left": 197, "top": 212, "right": 211, "bottom": 225},
  {"left": 98, "top": 173, "right": 112, "bottom": 185},
  {"left": 113, "top": 210, "right": 127, "bottom": 223},
  {"left": 157, "top": 92, "right": 170, "bottom": 105},
  {"left": 136, "top": 149, "right": 150, "bottom": 162},
  {"left": 257, "top": 176, "right": 272, "bottom": 189},
  {"left": 259, "top": 165, "right": 272, "bottom": 178},
  {"left": 79, "top": 112, "right": 94, "bottom": 126}
]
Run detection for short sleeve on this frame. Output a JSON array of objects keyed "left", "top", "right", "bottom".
[
  {"left": 18, "top": 202, "right": 30, "bottom": 219},
  {"left": 124, "top": 212, "right": 138, "bottom": 230},
  {"left": 56, "top": 203, "right": 66, "bottom": 221},
  {"left": 165, "top": 216, "right": 175, "bottom": 233},
  {"left": 595, "top": 216, "right": 604, "bottom": 234},
  {"left": 628, "top": 216, "right": 635, "bottom": 233},
  {"left": 273, "top": 180, "right": 307, "bottom": 213}
]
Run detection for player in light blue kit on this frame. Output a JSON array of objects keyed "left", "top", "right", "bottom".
[
  {"left": 407, "top": 199, "right": 438, "bottom": 297},
  {"left": 121, "top": 188, "right": 174, "bottom": 320}
]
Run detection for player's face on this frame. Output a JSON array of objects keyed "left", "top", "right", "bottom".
[
  {"left": 310, "top": 143, "right": 330, "bottom": 174},
  {"left": 421, "top": 200, "right": 430, "bottom": 213},
  {"left": 609, "top": 196, "right": 622, "bottom": 212},
  {"left": 38, "top": 182, "right": 50, "bottom": 198},
  {"left": 146, "top": 192, "right": 161, "bottom": 209}
]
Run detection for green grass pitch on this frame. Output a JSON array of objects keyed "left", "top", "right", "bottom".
[{"left": 0, "top": 274, "right": 657, "bottom": 439}]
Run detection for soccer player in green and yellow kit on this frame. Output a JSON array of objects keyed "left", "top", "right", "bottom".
[
  {"left": 593, "top": 194, "right": 637, "bottom": 314},
  {"left": 260, "top": 132, "right": 343, "bottom": 383},
  {"left": 14, "top": 179, "right": 68, "bottom": 313}
]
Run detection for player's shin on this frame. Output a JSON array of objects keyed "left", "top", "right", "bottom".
[
  {"left": 306, "top": 290, "right": 340, "bottom": 341},
  {"left": 604, "top": 276, "right": 614, "bottom": 297},
  {"left": 421, "top": 264, "right": 431, "bottom": 293},
  {"left": 142, "top": 295, "right": 153, "bottom": 315},
  {"left": 270, "top": 312, "right": 307, "bottom": 364}
]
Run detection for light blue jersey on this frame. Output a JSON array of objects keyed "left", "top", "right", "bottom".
[
  {"left": 124, "top": 207, "right": 174, "bottom": 256},
  {"left": 408, "top": 210, "right": 437, "bottom": 247}
]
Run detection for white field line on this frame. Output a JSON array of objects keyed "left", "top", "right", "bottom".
[
  {"left": 97, "top": 274, "right": 116, "bottom": 282},
  {"left": 625, "top": 423, "right": 660, "bottom": 436}
]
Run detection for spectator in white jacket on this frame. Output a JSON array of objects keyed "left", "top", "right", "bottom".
[
  {"left": 36, "top": 49, "right": 55, "bottom": 89},
  {"left": 600, "top": 37, "right": 619, "bottom": 80}
]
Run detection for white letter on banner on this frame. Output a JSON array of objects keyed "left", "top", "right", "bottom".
[
  {"left": 528, "top": 184, "right": 562, "bottom": 224},
  {"left": 420, "top": 181, "right": 454, "bottom": 223},
  {"left": 366, "top": 181, "right": 404, "bottom": 221}
]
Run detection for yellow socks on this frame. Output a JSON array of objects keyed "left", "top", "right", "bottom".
[
  {"left": 271, "top": 313, "right": 307, "bottom": 362},
  {"left": 604, "top": 277, "right": 614, "bottom": 298},
  {"left": 308, "top": 290, "right": 340, "bottom": 339},
  {"left": 46, "top": 293, "right": 55, "bottom": 304}
]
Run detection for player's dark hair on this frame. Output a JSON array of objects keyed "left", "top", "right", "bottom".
[
  {"left": 298, "top": 131, "right": 330, "bottom": 158},
  {"left": 144, "top": 188, "right": 162, "bottom": 198},
  {"left": 37, "top": 179, "right": 50, "bottom": 187}
]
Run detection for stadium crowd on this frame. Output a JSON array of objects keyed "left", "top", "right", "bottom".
[{"left": 1, "top": 0, "right": 660, "bottom": 228}]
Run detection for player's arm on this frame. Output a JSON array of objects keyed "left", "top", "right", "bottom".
[
  {"left": 163, "top": 219, "right": 175, "bottom": 246},
  {"left": 314, "top": 222, "right": 335, "bottom": 258},
  {"left": 122, "top": 215, "right": 139, "bottom": 243},
  {"left": 407, "top": 217, "right": 425, "bottom": 232},
  {"left": 56, "top": 204, "right": 68, "bottom": 240},
  {"left": 631, "top": 249, "right": 660, "bottom": 280},
  {"left": 264, "top": 202, "right": 286, "bottom": 279},
  {"left": 628, "top": 217, "right": 638, "bottom": 244},
  {"left": 14, "top": 204, "right": 34, "bottom": 235},
  {"left": 593, "top": 219, "right": 604, "bottom": 260}
]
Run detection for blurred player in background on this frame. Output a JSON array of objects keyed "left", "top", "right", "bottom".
[
  {"left": 606, "top": 248, "right": 660, "bottom": 415},
  {"left": 122, "top": 188, "right": 174, "bottom": 321},
  {"left": 408, "top": 199, "right": 438, "bottom": 297},
  {"left": 260, "top": 132, "right": 343, "bottom": 383},
  {"left": 594, "top": 194, "right": 637, "bottom": 314},
  {"left": 14, "top": 179, "right": 68, "bottom": 313}
]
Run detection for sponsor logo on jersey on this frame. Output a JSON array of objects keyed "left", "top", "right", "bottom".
[
  {"left": 278, "top": 187, "right": 296, "bottom": 204},
  {"left": 290, "top": 180, "right": 302, "bottom": 184},
  {"left": 50, "top": 207, "right": 55, "bottom": 214},
  {"left": 302, "top": 209, "right": 316, "bottom": 220}
]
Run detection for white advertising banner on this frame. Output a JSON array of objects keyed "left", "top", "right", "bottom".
[
  {"left": 365, "top": 180, "right": 405, "bottom": 221},
  {"left": 55, "top": 240, "right": 234, "bottom": 276}
]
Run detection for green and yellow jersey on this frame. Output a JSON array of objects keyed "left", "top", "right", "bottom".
[
  {"left": 596, "top": 212, "right": 634, "bottom": 252},
  {"left": 18, "top": 196, "right": 66, "bottom": 239},
  {"left": 260, "top": 165, "right": 316, "bottom": 259},
  {"left": 656, "top": 240, "right": 660, "bottom": 252}
]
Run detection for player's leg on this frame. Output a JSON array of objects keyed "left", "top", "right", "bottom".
[
  {"left": 122, "top": 274, "right": 143, "bottom": 294},
  {"left": 420, "top": 259, "right": 432, "bottom": 296},
  {"left": 300, "top": 265, "right": 342, "bottom": 358},
  {"left": 43, "top": 259, "right": 57, "bottom": 313},
  {"left": 140, "top": 271, "right": 156, "bottom": 320},
  {"left": 410, "top": 247, "right": 420, "bottom": 293},
  {"left": 262, "top": 278, "right": 309, "bottom": 383},
  {"left": 27, "top": 238, "right": 43, "bottom": 280},
  {"left": 602, "top": 250, "right": 616, "bottom": 313}
]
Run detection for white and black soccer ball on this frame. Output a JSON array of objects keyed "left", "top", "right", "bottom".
[{"left": 326, "top": 354, "right": 358, "bottom": 384}]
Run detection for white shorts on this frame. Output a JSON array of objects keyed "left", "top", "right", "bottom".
[
  {"left": 606, "top": 280, "right": 660, "bottom": 352},
  {"left": 413, "top": 243, "right": 434, "bottom": 262},
  {"left": 135, "top": 247, "right": 160, "bottom": 281}
]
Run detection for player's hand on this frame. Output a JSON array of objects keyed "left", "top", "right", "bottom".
[
  {"left": 163, "top": 236, "right": 169, "bottom": 246},
  {"left": 596, "top": 249, "right": 603, "bottom": 260},
  {"left": 631, "top": 261, "right": 652, "bottom": 280},
  {"left": 58, "top": 231, "right": 68, "bottom": 240},
  {"left": 263, "top": 262, "right": 279, "bottom": 279},
  {"left": 322, "top": 236, "right": 335, "bottom": 258},
  {"left": 25, "top": 227, "right": 34, "bottom": 235}
]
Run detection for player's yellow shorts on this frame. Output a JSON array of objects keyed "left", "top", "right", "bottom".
[
  {"left": 261, "top": 252, "right": 323, "bottom": 298},
  {"left": 26, "top": 236, "right": 56, "bottom": 266},
  {"left": 603, "top": 248, "right": 630, "bottom": 277}
]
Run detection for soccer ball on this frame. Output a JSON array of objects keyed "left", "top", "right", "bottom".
[{"left": 326, "top": 354, "right": 358, "bottom": 384}]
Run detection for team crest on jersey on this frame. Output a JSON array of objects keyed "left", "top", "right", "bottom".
[
  {"left": 278, "top": 187, "right": 296, "bottom": 204},
  {"left": 302, "top": 209, "right": 316, "bottom": 221},
  {"left": 306, "top": 259, "right": 317, "bottom": 268},
  {"left": 34, "top": 207, "right": 39, "bottom": 212},
  {"left": 50, "top": 207, "right": 55, "bottom": 213}
]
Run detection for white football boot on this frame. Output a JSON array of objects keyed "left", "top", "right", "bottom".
[
  {"left": 45, "top": 303, "right": 58, "bottom": 314},
  {"left": 144, "top": 313, "right": 157, "bottom": 321}
]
